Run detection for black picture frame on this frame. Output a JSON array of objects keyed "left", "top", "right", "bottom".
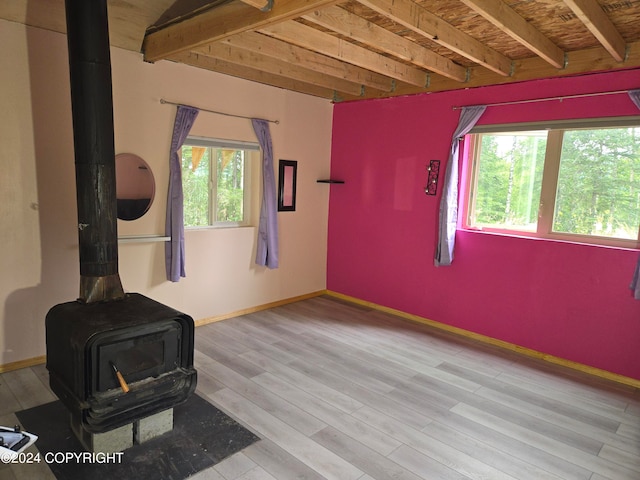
[{"left": 278, "top": 160, "right": 297, "bottom": 212}]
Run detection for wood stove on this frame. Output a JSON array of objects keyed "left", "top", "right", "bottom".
[
  {"left": 46, "top": 294, "right": 196, "bottom": 434},
  {"left": 45, "top": 0, "right": 197, "bottom": 449}
]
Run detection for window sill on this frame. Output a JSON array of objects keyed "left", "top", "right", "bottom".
[{"left": 459, "top": 227, "right": 640, "bottom": 252}]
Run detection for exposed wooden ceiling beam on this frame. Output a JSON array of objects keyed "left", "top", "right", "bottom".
[
  {"left": 375, "top": 40, "right": 640, "bottom": 100},
  {"left": 562, "top": 0, "right": 626, "bottom": 62},
  {"left": 195, "top": 41, "right": 366, "bottom": 97},
  {"left": 143, "top": 0, "right": 340, "bottom": 62},
  {"left": 260, "top": 21, "right": 429, "bottom": 87},
  {"left": 170, "top": 51, "right": 352, "bottom": 100},
  {"left": 461, "top": 0, "right": 565, "bottom": 69},
  {"left": 302, "top": 6, "right": 468, "bottom": 82},
  {"left": 356, "top": 0, "right": 512, "bottom": 76},
  {"left": 212, "top": 31, "right": 395, "bottom": 92}
]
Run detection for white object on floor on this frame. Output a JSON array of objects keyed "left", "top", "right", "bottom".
[{"left": 0, "top": 425, "right": 38, "bottom": 461}]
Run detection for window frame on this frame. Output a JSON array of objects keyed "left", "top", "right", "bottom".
[
  {"left": 181, "top": 136, "right": 260, "bottom": 229},
  {"left": 462, "top": 116, "right": 640, "bottom": 250}
]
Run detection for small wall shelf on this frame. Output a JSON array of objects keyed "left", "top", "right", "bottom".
[
  {"left": 118, "top": 235, "right": 170, "bottom": 243},
  {"left": 317, "top": 179, "right": 345, "bottom": 184}
]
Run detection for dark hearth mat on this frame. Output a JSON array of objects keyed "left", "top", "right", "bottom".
[{"left": 15, "top": 394, "right": 260, "bottom": 480}]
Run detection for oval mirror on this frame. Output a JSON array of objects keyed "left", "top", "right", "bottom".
[{"left": 115, "top": 153, "right": 155, "bottom": 221}]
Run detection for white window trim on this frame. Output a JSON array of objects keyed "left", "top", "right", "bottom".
[
  {"left": 462, "top": 120, "right": 640, "bottom": 250},
  {"left": 469, "top": 115, "right": 640, "bottom": 134},
  {"left": 183, "top": 137, "right": 259, "bottom": 229},
  {"left": 186, "top": 136, "right": 261, "bottom": 151}
]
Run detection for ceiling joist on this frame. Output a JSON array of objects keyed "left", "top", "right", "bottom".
[
  {"left": 212, "top": 30, "right": 395, "bottom": 92},
  {"left": 562, "top": 0, "right": 627, "bottom": 62},
  {"left": 170, "top": 51, "right": 353, "bottom": 100},
  {"left": 196, "top": 41, "right": 367, "bottom": 96},
  {"left": 356, "top": 0, "right": 513, "bottom": 76},
  {"left": 302, "top": 6, "right": 469, "bottom": 82},
  {"left": 461, "top": 0, "right": 566, "bottom": 69},
  {"left": 260, "top": 21, "right": 430, "bottom": 87}
]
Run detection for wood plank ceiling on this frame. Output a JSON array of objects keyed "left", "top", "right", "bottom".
[{"left": 4, "top": 0, "right": 640, "bottom": 101}]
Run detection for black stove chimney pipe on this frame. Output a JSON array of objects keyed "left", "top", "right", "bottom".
[{"left": 64, "top": 0, "right": 125, "bottom": 302}]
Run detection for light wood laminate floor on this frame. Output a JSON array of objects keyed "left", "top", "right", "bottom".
[{"left": 2, "top": 295, "right": 639, "bottom": 479}]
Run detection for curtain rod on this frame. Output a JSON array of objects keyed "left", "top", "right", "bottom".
[
  {"left": 452, "top": 89, "right": 631, "bottom": 110},
  {"left": 160, "top": 98, "right": 279, "bottom": 124}
]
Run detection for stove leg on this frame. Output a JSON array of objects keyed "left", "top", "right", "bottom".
[
  {"left": 134, "top": 408, "right": 174, "bottom": 444},
  {"left": 68, "top": 408, "right": 174, "bottom": 453},
  {"left": 70, "top": 412, "right": 133, "bottom": 453}
]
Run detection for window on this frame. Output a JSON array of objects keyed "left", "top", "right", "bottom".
[
  {"left": 465, "top": 120, "right": 640, "bottom": 248},
  {"left": 181, "top": 137, "right": 259, "bottom": 228}
]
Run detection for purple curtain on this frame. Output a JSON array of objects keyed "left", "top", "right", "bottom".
[
  {"left": 165, "top": 105, "right": 199, "bottom": 282},
  {"left": 435, "top": 105, "right": 486, "bottom": 266},
  {"left": 629, "top": 89, "right": 640, "bottom": 109},
  {"left": 252, "top": 118, "right": 279, "bottom": 269},
  {"left": 629, "top": 89, "right": 640, "bottom": 299}
]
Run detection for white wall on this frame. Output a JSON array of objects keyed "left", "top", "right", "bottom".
[{"left": 0, "top": 19, "right": 333, "bottom": 366}]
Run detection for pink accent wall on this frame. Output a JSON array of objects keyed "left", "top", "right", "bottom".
[{"left": 328, "top": 70, "right": 640, "bottom": 380}]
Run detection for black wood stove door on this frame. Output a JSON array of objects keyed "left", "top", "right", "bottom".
[{"left": 91, "top": 321, "right": 181, "bottom": 394}]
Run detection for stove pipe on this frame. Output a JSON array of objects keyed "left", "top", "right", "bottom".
[{"left": 65, "top": 0, "right": 125, "bottom": 302}]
